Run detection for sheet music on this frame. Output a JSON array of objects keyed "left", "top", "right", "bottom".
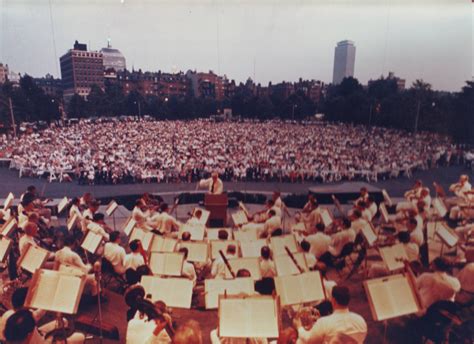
[
  {"left": 379, "top": 244, "right": 408, "bottom": 271},
  {"left": 274, "top": 253, "right": 308, "bottom": 276},
  {"left": 106, "top": 200, "right": 118, "bottom": 216},
  {"left": 27, "top": 270, "right": 84, "bottom": 314},
  {"left": 193, "top": 208, "right": 210, "bottom": 225},
  {"left": 320, "top": 208, "right": 333, "bottom": 227},
  {"left": 291, "top": 222, "right": 306, "bottom": 233},
  {"left": 211, "top": 240, "right": 240, "bottom": 259},
  {"left": 361, "top": 222, "right": 377, "bottom": 247},
  {"left": 141, "top": 275, "right": 193, "bottom": 309},
  {"left": 270, "top": 235, "right": 298, "bottom": 255},
  {"left": 66, "top": 213, "right": 77, "bottom": 232},
  {"left": 123, "top": 218, "right": 136, "bottom": 236},
  {"left": 57, "top": 197, "right": 69, "bottom": 214},
  {"left": 204, "top": 278, "right": 255, "bottom": 309},
  {"left": 149, "top": 252, "right": 184, "bottom": 276},
  {"left": 150, "top": 236, "right": 178, "bottom": 252},
  {"left": 219, "top": 296, "right": 279, "bottom": 338},
  {"left": 3, "top": 192, "right": 14, "bottom": 210},
  {"left": 177, "top": 242, "right": 209, "bottom": 262},
  {"left": 232, "top": 211, "right": 248, "bottom": 226},
  {"left": 180, "top": 223, "right": 205, "bottom": 241},
  {"left": 240, "top": 239, "right": 268, "bottom": 258},
  {"left": 129, "top": 227, "right": 154, "bottom": 251},
  {"left": 20, "top": 245, "right": 49, "bottom": 274},
  {"left": 379, "top": 203, "right": 389, "bottom": 223},
  {"left": 0, "top": 237, "right": 10, "bottom": 263},
  {"left": 207, "top": 228, "right": 233, "bottom": 240},
  {"left": 365, "top": 274, "right": 420, "bottom": 321},
  {"left": 1, "top": 218, "right": 16, "bottom": 236},
  {"left": 432, "top": 198, "right": 447, "bottom": 218},
  {"left": 274, "top": 271, "right": 326, "bottom": 306},
  {"left": 238, "top": 201, "right": 251, "bottom": 219},
  {"left": 234, "top": 228, "right": 258, "bottom": 242},
  {"left": 382, "top": 189, "right": 393, "bottom": 207},
  {"left": 436, "top": 223, "right": 458, "bottom": 248},
  {"left": 224, "top": 257, "right": 262, "bottom": 280},
  {"left": 81, "top": 231, "right": 103, "bottom": 254}
]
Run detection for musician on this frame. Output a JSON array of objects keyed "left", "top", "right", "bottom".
[
  {"left": 124, "top": 239, "right": 147, "bottom": 271},
  {"left": 261, "top": 210, "right": 282, "bottom": 238},
  {"left": 416, "top": 257, "right": 461, "bottom": 310},
  {"left": 403, "top": 217, "right": 424, "bottom": 247},
  {"left": 319, "top": 220, "right": 356, "bottom": 267},
  {"left": 300, "top": 241, "right": 317, "bottom": 270},
  {"left": 456, "top": 262, "right": 474, "bottom": 304},
  {"left": 304, "top": 223, "right": 331, "bottom": 259},
  {"left": 349, "top": 210, "right": 369, "bottom": 236},
  {"left": 354, "top": 187, "right": 369, "bottom": 205},
  {"left": 132, "top": 200, "right": 152, "bottom": 231},
  {"left": 272, "top": 191, "right": 291, "bottom": 218},
  {"left": 396, "top": 180, "right": 425, "bottom": 212},
  {"left": 155, "top": 203, "right": 181, "bottom": 236},
  {"left": 86, "top": 213, "right": 111, "bottom": 241},
  {"left": 54, "top": 235, "right": 100, "bottom": 299},
  {"left": 259, "top": 246, "right": 276, "bottom": 278},
  {"left": 81, "top": 200, "right": 100, "bottom": 233},
  {"left": 198, "top": 171, "right": 224, "bottom": 195},
  {"left": 173, "top": 320, "right": 203, "bottom": 344},
  {"left": 18, "top": 222, "right": 40, "bottom": 256},
  {"left": 68, "top": 197, "right": 84, "bottom": 222},
  {"left": 103, "top": 231, "right": 126, "bottom": 274},
  {"left": 295, "top": 286, "right": 367, "bottom": 344},
  {"left": 178, "top": 247, "right": 197, "bottom": 286},
  {"left": 304, "top": 201, "right": 324, "bottom": 233},
  {"left": 19, "top": 185, "right": 51, "bottom": 222},
  {"left": 79, "top": 192, "right": 93, "bottom": 210},
  {"left": 449, "top": 174, "right": 472, "bottom": 199},
  {"left": 126, "top": 300, "right": 172, "bottom": 344},
  {"left": 210, "top": 245, "right": 237, "bottom": 279}
]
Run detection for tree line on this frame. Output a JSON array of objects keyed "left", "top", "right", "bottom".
[{"left": 0, "top": 74, "right": 472, "bottom": 144}]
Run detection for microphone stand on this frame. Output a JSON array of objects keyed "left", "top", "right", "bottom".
[{"left": 94, "top": 261, "right": 104, "bottom": 343}]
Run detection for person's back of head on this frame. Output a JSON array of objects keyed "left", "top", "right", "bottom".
[
  {"left": 173, "top": 320, "right": 203, "bottom": 344},
  {"left": 217, "top": 229, "right": 229, "bottom": 240},
  {"left": 432, "top": 257, "right": 449, "bottom": 273},
  {"left": 129, "top": 239, "right": 140, "bottom": 253},
  {"left": 4, "top": 309, "right": 36, "bottom": 342},
  {"left": 332, "top": 286, "right": 351, "bottom": 308},
  {"left": 194, "top": 209, "right": 202, "bottom": 219},
  {"left": 181, "top": 231, "right": 191, "bottom": 241},
  {"left": 300, "top": 240, "right": 310, "bottom": 253},
  {"left": 93, "top": 212, "right": 105, "bottom": 223},
  {"left": 268, "top": 209, "right": 276, "bottom": 217},
  {"left": 236, "top": 269, "right": 251, "bottom": 278},
  {"left": 397, "top": 231, "right": 411, "bottom": 244},
  {"left": 260, "top": 246, "right": 271, "bottom": 260},
  {"left": 64, "top": 235, "right": 76, "bottom": 247},
  {"left": 160, "top": 203, "right": 169, "bottom": 213},
  {"left": 315, "top": 223, "right": 325, "bottom": 233},
  {"left": 271, "top": 228, "right": 283, "bottom": 237},
  {"left": 26, "top": 185, "right": 36, "bottom": 194},
  {"left": 110, "top": 231, "right": 121, "bottom": 243},
  {"left": 24, "top": 222, "right": 38, "bottom": 237},
  {"left": 342, "top": 218, "right": 351, "bottom": 229},
  {"left": 226, "top": 244, "right": 236, "bottom": 256},
  {"left": 11, "top": 287, "right": 28, "bottom": 310}
]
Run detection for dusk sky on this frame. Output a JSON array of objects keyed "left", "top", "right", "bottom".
[{"left": 0, "top": 0, "right": 472, "bottom": 91}]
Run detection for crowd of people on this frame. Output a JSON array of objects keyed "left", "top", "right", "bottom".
[
  {"left": 0, "top": 118, "right": 462, "bottom": 184},
  {"left": 0, "top": 172, "right": 472, "bottom": 343}
]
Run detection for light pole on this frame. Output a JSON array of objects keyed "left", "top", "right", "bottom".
[
  {"left": 292, "top": 104, "right": 297, "bottom": 121},
  {"left": 134, "top": 100, "right": 141, "bottom": 117}
]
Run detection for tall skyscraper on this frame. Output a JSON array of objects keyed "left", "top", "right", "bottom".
[
  {"left": 60, "top": 40, "right": 104, "bottom": 100},
  {"left": 332, "top": 40, "right": 356, "bottom": 85},
  {"left": 100, "top": 39, "right": 126, "bottom": 72}
]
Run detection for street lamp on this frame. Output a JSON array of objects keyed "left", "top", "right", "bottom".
[
  {"left": 292, "top": 104, "right": 297, "bottom": 121},
  {"left": 133, "top": 100, "right": 141, "bottom": 117}
]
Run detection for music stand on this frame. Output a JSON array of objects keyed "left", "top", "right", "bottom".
[
  {"left": 274, "top": 271, "right": 326, "bottom": 306},
  {"left": 17, "top": 243, "right": 50, "bottom": 274},
  {"left": 204, "top": 277, "right": 254, "bottom": 309},
  {"left": 0, "top": 217, "right": 17, "bottom": 237},
  {"left": 106, "top": 200, "right": 119, "bottom": 231}
]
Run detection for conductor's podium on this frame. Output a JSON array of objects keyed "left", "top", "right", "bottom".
[{"left": 205, "top": 194, "right": 228, "bottom": 227}]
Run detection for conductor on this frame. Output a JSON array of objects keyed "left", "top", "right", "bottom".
[{"left": 197, "top": 172, "right": 224, "bottom": 195}]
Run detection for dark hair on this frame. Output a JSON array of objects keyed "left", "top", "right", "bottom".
[
  {"left": 21, "top": 193, "right": 35, "bottom": 207},
  {"left": 268, "top": 209, "right": 276, "bottom": 217},
  {"left": 4, "top": 309, "right": 36, "bottom": 342},
  {"left": 316, "top": 223, "right": 325, "bottom": 233},
  {"left": 160, "top": 203, "right": 169, "bottom": 212},
  {"left": 26, "top": 185, "right": 36, "bottom": 193},
  {"left": 93, "top": 212, "right": 105, "bottom": 222},
  {"left": 408, "top": 217, "right": 418, "bottom": 227},
  {"left": 194, "top": 209, "right": 202, "bottom": 217},
  {"left": 261, "top": 246, "right": 271, "bottom": 259},
  {"left": 332, "top": 286, "right": 351, "bottom": 307},
  {"left": 352, "top": 209, "right": 362, "bottom": 219},
  {"left": 236, "top": 269, "right": 251, "bottom": 278},
  {"left": 181, "top": 232, "right": 191, "bottom": 241},
  {"left": 110, "top": 231, "right": 120, "bottom": 242},
  {"left": 271, "top": 228, "right": 283, "bottom": 237},
  {"left": 432, "top": 257, "right": 449, "bottom": 272},
  {"left": 71, "top": 197, "right": 80, "bottom": 205},
  {"left": 64, "top": 235, "right": 76, "bottom": 247},
  {"left": 179, "top": 247, "right": 189, "bottom": 259},
  {"left": 129, "top": 239, "right": 140, "bottom": 252},
  {"left": 300, "top": 240, "right": 310, "bottom": 252},
  {"left": 342, "top": 218, "right": 351, "bottom": 229},
  {"left": 397, "top": 231, "right": 411, "bottom": 243},
  {"left": 11, "top": 287, "right": 28, "bottom": 310},
  {"left": 218, "top": 229, "right": 229, "bottom": 240},
  {"left": 227, "top": 244, "right": 236, "bottom": 255}
]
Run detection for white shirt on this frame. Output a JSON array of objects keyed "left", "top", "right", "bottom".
[
  {"left": 124, "top": 252, "right": 145, "bottom": 271},
  {"left": 306, "top": 232, "right": 331, "bottom": 258},
  {"left": 156, "top": 213, "right": 180, "bottom": 235},
  {"left": 457, "top": 263, "right": 474, "bottom": 293},
  {"left": 103, "top": 242, "right": 126, "bottom": 273},
  {"left": 87, "top": 222, "right": 110, "bottom": 241},
  {"left": 328, "top": 229, "right": 356, "bottom": 257},
  {"left": 199, "top": 177, "right": 224, "bottom": 194},
  {"left": 262, "top": 215, "right": 282, "bottom": 237},
  {"left": 55, "top": 246, "right": 91, "bottom": 274},
  {"left": 182, "top": 260, "right": 197, "bottom": 286},
  {"left": 297, "top": 308, "right": 367, "bottom": 344},
  {"left": 19, "top": 234, "right": 36, "bottom": 256},
  {"left": 416, "top": 271, "right": 461, "bottom": 309},
  {"left": 259, "top": 258, "right": 276, "bottom": 278}
]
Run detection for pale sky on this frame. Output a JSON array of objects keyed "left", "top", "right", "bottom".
[{"left": 0, "top": 0, "right": 472, "bottom": 91}]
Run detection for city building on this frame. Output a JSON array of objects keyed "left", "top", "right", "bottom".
[
  {"left": 155, "top": 72, "right": 189, "bottom": 100},
  {"left": 59, "top": 40, "right": 104, "bottom": 100},
  {"left": 34, "top": 74, "right": 62, "bottom": 97},
  {"left": 387, "top": 71, "right": 406, "bottom": 91},
  {"left": 100, "top": 40, "right": 126, "bottom": 72},
  {"left": 332, "top": 40, "right": 356, "bottom": 85},
  {"left": 186, "top": 70, "right": 225, "bottom": 100},
  {"left": 0, "top": 63, "right": 8, "bottom": 84},
  {"left": 294, "top": 78, "right": 324, "bottom": 103}
]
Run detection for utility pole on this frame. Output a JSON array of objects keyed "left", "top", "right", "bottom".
[{"left": 8, "top": 97, "right": 16, "bottom": 137}]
